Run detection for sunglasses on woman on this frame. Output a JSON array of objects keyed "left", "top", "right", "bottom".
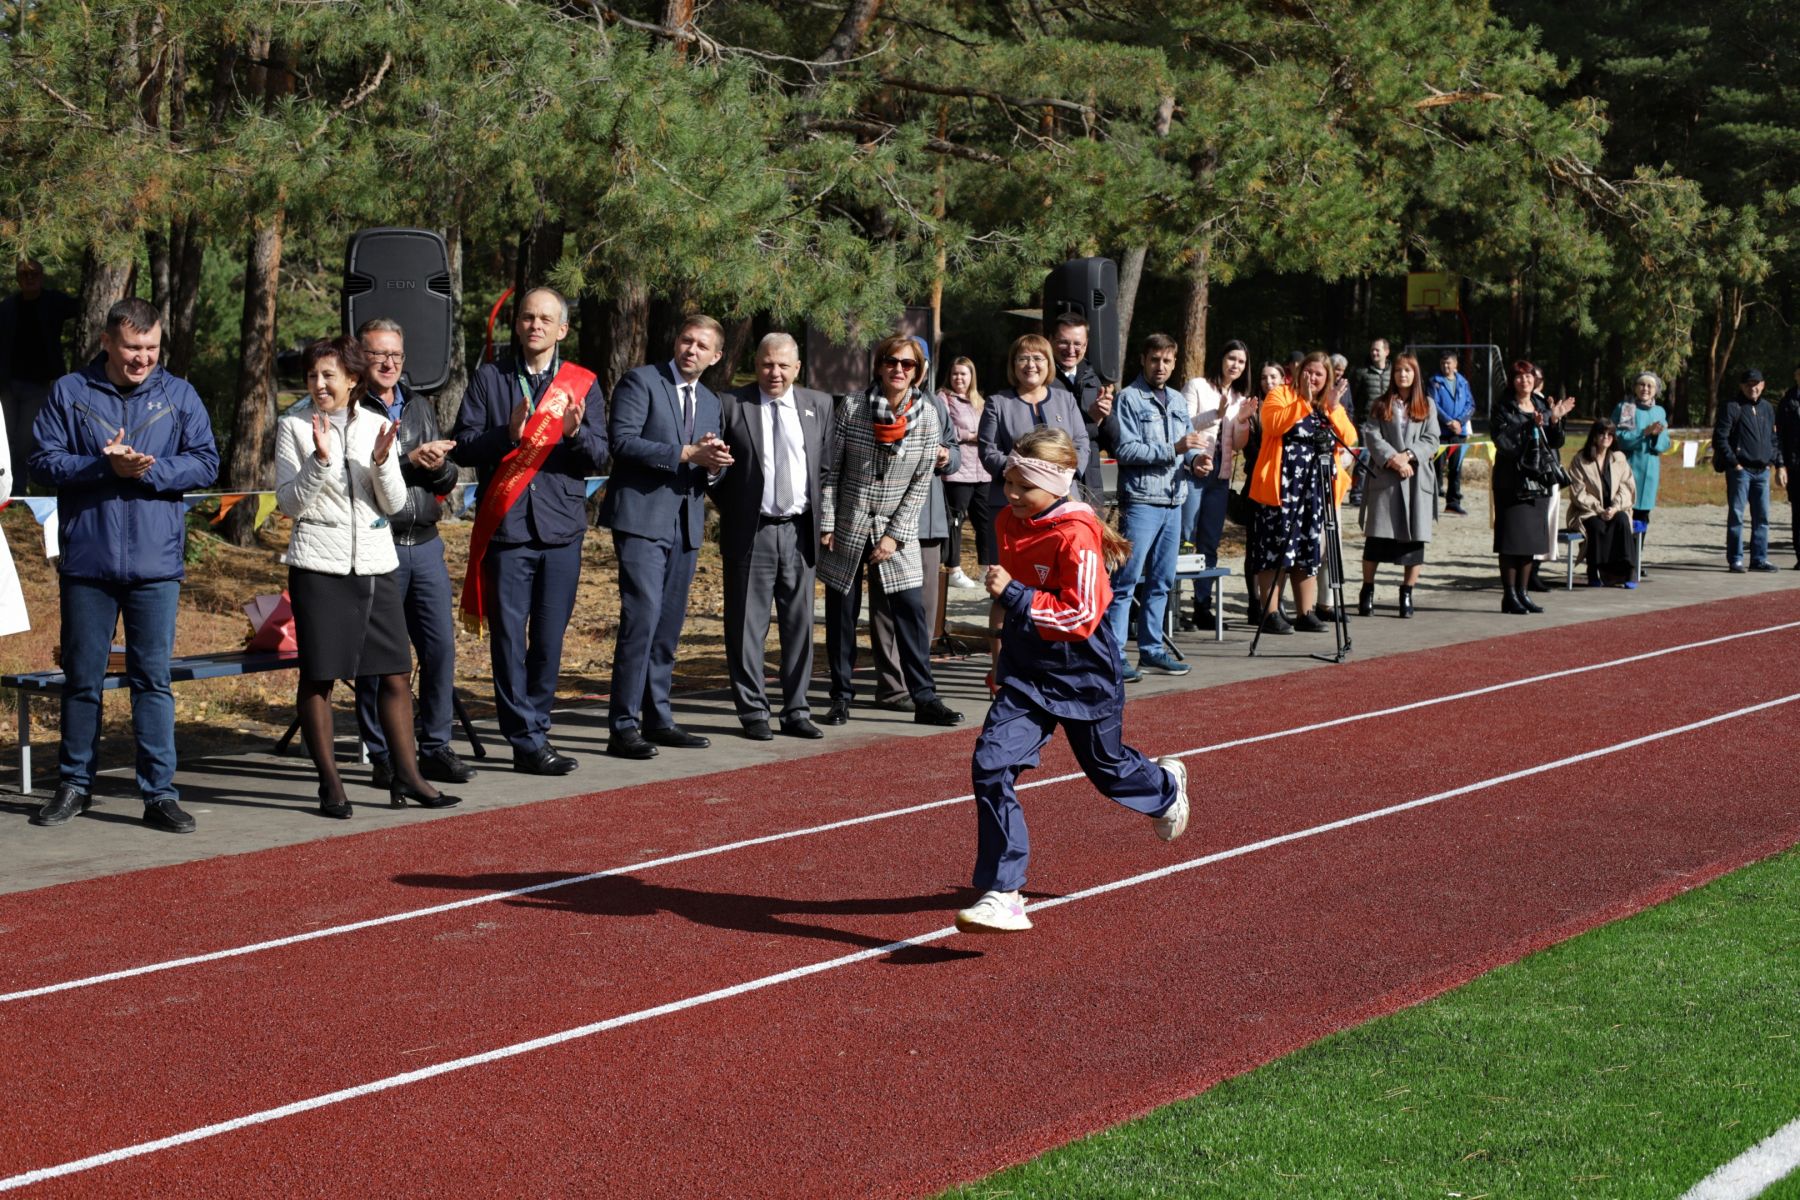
[{"left": 879, "top": 356, "right": 919, "bottom": 372}]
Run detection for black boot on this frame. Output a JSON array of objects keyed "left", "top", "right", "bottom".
[
  {"left": 1398, "top": 585, "right": 1414, "bottom": 618},
  {"left": 1357, "top": 583, "right": 1375, "bottom": 617},
  {"left": 1526, "top": 562, "right": 1551, "bottom": 592},
  {"left": 1518, "top": 584, "right": 1544, "bottom": 613},
  {"left": 1501, "top": 574, "right": 1528, "bottom": 614}
]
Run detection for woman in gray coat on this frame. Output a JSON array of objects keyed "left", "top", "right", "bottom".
[{"left": 1357, "top": 353, "right": 1440, "bottom": 618}]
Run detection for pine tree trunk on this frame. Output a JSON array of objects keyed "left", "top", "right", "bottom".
[
  {"left": 596, "top": 280, "right": 649, "bottom": 395},
  {"left": 1177, "top": 241, "right": 1211, "bottom": 383},
  {"left": 167, "top": 217, "right": 204, "bottom": 380},
  {"left": 219, "top": 214, "right": 283, "bottom": 548},
  {"left": 1113, "top": 97, "right": 1174, "bottom": 357},
  {"left": 74, "top": 249, "right": 134, "bottom": 364},
  {"left": 434, "top": 223, "right": 468, "bottom": 430}
]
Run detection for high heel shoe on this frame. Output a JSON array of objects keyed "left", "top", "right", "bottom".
[
  {"left": 1357, "top": 583, "right": 1375, "bottom": 617},
  {"left": 390, "top": 780, "right": 462, "bottom": 809},
  {"left": 1398, "top": 585, "right": 1414, "bottom": 618},
  {"left": 318, "top": 784, "right": 352, "bottom": 820},
  {"left": 1501, "top": 586, "right": 1529, "bottom": 615},
  {"left": 1518, "top": 588, "right": 1544, "bottom": 613}
]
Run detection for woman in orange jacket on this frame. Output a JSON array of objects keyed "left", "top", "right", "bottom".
[{"left": 1245, "top": 351, "right": 1358, "bottom": 633}]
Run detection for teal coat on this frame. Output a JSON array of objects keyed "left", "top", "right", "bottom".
[{"left": 1612, "top": 401, "right": 1671, "bottom": 510}]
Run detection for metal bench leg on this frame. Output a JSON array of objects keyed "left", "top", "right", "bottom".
[
  {"left": 18, "top": 690, "right": 30, "bottom": 796},
  {"left": 1565, "top": 552, "right": 1576, "bottom": 591},
  {"left": 453, "top": 692, "right": 487, "bottom": 759},
  {"left": 1213, "top": 576, "right": 1225, "bottom": 643}
]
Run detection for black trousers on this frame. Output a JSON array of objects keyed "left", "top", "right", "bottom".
[{"left": 824, "top": 547, "right": 938, "bottom": 706}]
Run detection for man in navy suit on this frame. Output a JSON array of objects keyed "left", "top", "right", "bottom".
[
  {"left": 599, "top": 315, "right": 734, "bottom": 759},
  {"left": 453, "top": 287, "right": 609, "bottom": 776}
]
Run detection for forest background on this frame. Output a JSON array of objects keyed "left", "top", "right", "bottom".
[{"left": 3, "top": 0, "right": 1794, "bottom": 545}]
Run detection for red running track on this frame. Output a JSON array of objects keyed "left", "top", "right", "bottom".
[{"left": 2, "top": 593, "right": 1798, "bottom": 1197}]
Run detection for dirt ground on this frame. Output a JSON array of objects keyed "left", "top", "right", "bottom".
[{"left": 0, "top": 448, "right": 1747, "bottom": 762}]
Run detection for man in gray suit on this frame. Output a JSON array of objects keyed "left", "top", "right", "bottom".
[{"left": 713, "top": 333, "right": 832, "bottom": 740}]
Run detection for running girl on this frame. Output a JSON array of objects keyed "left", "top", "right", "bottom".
[{"left": 956, "top": 427, "right": 1191, "bottom": 934}]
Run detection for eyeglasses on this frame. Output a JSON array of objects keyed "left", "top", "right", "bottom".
[
  {"left": 1015, "top": 354, "right": 1049, "bottom": 366},
  {"left": 879, "top": 356, "right": 919, "bottom": 372},
  {"left": 366, "top": 351, "right": 405, "bottom": 364}
]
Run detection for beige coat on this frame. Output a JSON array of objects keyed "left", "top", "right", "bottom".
[{"left": 1565, "top": 449, "right": 1636, "bottom": 530}]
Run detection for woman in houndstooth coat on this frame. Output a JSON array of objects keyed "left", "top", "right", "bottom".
[{"left": 818, "top": 334, "right": 964, "bottom": 728}]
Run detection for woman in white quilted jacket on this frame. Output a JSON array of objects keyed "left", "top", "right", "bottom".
[{"left": 275, "top": 336, "right": 460, "bottom": 819}]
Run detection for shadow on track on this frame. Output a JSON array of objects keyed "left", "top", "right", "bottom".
[{"left": 392, "top": 870, "right": 985, "bottom": 964}]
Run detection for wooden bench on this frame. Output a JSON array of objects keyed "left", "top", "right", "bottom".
[{"left": 4, "top": 651, "right": 485, "bottom": 795}]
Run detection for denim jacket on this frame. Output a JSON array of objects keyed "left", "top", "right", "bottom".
[{"left": 1105, "top": 375, "right": 1194, "bottom": 507}]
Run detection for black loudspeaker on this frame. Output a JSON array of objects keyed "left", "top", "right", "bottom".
[
  {"left": 342, "top": 228, "right": 454, "bottom": 392},
  {"left": 1042, "top": 257, "right": 1121, "bottom": 383}
]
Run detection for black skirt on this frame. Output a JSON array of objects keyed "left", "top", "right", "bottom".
[
  {"left": 1582, "top": 512, "right": 1640, "bottom": 574},
  {"left": 1494, "top": 496, "right": 1552, "bottom": 557},
  {"left": 289, "top": 566, "right": 411, "bottom": 682},
  {"left": 1363, "top": 536, "right": 1426, "bottom": 566}
]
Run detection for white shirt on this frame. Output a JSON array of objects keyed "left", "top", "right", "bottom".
[{"left": 758, "top": 389, "right": 808, "bottom": 518}]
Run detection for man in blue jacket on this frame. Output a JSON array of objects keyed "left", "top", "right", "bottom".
[
  {"left": 453, "top": 287, "right": 609, "bottom": 776},
  {"left": 1101, "top": 333, "right": 1203, "bottom": 681},
  {"left": 1429, "top": 351, "right": 1475, "bottom": 515},
  {"left": 28, "top": 297, "right": 219, "bottom": 833},
  {"left": 598, "top": 315, "right": 733, "bottom": 760}
]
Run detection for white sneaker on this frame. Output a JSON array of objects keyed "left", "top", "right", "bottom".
[
  {"left": 955, "top": 889, "right": 1032, "bottom": 933},
  {"left": 1152, "top": 756, "right": 1190, "bottom": 842},
  {"left": 948, "top": 568, "right": 981, "bottom": 590}
]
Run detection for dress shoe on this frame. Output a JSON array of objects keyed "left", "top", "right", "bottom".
[
  {"left": 390, "top": 780, "right": 462, "bottom": 809},
  {"left": 644, "top": 724, "right": 710, "bottom": 749},
  {"left": 1525, "top": 568, "right": 1551, "bottom": 593},
  {"left": 1397, "top": 585, "right": 1415, "bottom": 619},
  {"left": 1260, "top": 610, "right": 1294, "bottom": 635},
  {"left": 517, "top": 744, "right": 582, "bottom": 773},
  {"left": 1749, "top": 561, "right": 1781, "bottom": 573},
  {"left": 822, "top": 699, "right": 850, "bottom": 726},
  {"left": 603, "top": 731, "right": 658, "bottom": 761},
  {"left": 29, "top": 783, "right": 91, "bottom": 827},
  {"left": 419, "top": 746, "right": 476, "bottom": 784},
  {"left": 1293, "top": 611, "right": 1328, "bottom": 633},
  {"left": 914, "top": 699, "right": 965, "bottom": 727},
  {"left": 1728, "top": 561, "right": 1747, "bottom": 573},
  {"left": 369, "top": 758, "right": 394, "bottom": 790},
  {"left": 742, "top": 719, "right": 774, "bottom": 741},
  {"left": 1518, "top": 590, "right": 1544, "bottom": 613},
  {"left": 1357, "top": 583, "right": 1375, "bottom": 617},
  {"left": 1502, "top": 587, "right": 1529, "bottom": 614},
  {"left": 318, "top": 784, "right": 353, "bottom": 820},
  {"left": 143, "top": 796, "right": 197, "bottom": 834},
  {"left": 781, "top": 716, "right": 824, "bottom": 739},
  {"left": 875, "top": 695, "right": 915, "bottom": 713}
]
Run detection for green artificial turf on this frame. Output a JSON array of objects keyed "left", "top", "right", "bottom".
[{"left": 945, "top": 849, "right": 1800, "bottom": 1199}]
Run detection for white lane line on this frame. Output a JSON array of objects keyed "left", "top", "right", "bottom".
[
  {"left": 1680, "top": 1117, "right": 1800, "bottom": 1200},
  {"left": 4, "top": 618, "right": 1798, "bottom": 1006},
  {"left": 2, "top": 691, "right": 1793, "bottom": 1193}
]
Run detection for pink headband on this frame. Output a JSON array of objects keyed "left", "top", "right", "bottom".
[{"left": 1005, "top": 452, "right": 1076, "bottom": 497}]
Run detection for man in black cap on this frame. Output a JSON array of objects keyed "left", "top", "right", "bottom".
[{"left": 1713, "top": 368, "right": 1781, "bottom": 573}]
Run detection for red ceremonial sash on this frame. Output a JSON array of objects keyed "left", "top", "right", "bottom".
[{"left": 458, "top": 361, "right": 598, "bottom": 633}]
